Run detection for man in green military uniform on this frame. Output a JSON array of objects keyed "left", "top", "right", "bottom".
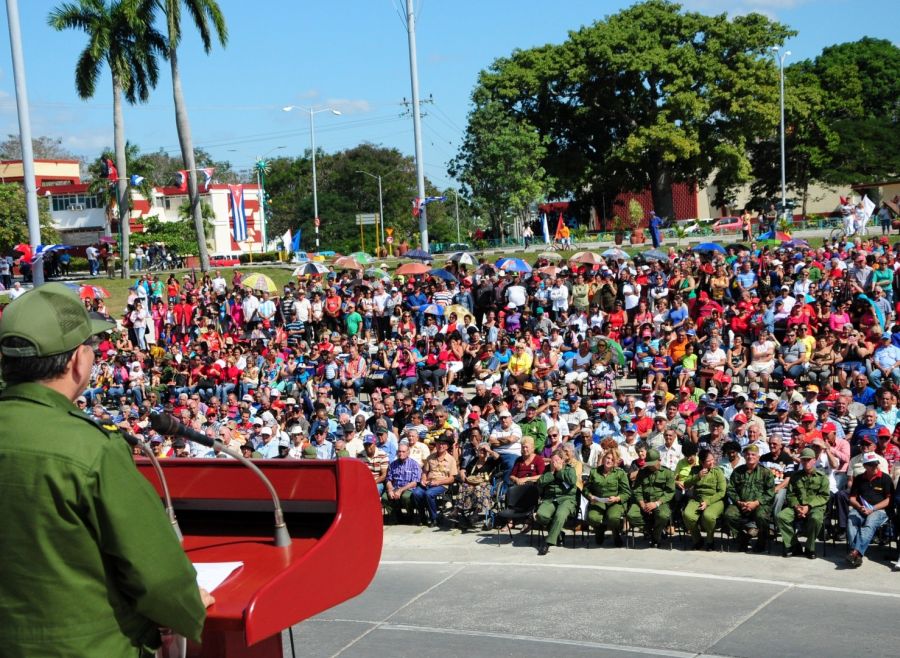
[
  {"left": 776, "top": 447, "right": 830, "bottom": 559},
  {"left": 626, "top": 448, "right": 675, "bottom": 547},
  {"left": 534, "top": 450, "right": 578, "bottom": 555},
  {"left": 724, "top": 444, "right": 775, "bottom": 552},
  {"left": 0, "top": 283, "right": 210, "bottom": 657},
  {"left": 518, "top": 401, "right": 548, "bottom": 452}
]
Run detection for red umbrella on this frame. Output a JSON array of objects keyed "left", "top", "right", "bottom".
[
  {"left": 13, "top": 243, "right": 32, "bottom": 262},
  {"left": 396, "top": 263, "right": 430, "bottom": 276},
  {"left": 79, "top": 285, "right": 110, "bottom": 300}
]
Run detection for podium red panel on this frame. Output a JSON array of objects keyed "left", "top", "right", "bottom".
[{"left": 137, "top": 458, "right": 383, "bottom": 657}]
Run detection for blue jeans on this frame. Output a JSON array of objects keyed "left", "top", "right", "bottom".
[
  {"left": 410, "top": 484, "right": 446, "bottom": 522},
  {"left": 773, "top": 362, "right": 806, "bottom": 380},
  {"left": 869, "top": 367, "right": 900, "bottom": 389},
  {"left": 497, "top": 452, "right": 519, "bottom": 485},
  {"left": 847, "top": 508, "right": 888, "bottom": 556}
]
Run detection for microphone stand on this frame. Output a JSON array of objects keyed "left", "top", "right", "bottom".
[{"left": 121, "top": 430, "right": 183, "bottom": 543}]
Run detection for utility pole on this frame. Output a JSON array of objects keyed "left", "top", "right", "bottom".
[
  {"left": 454, "top": 188, "right": 460, "bottom": 243},
  {"left": 404, "top": 0, "right": 428, "bottom": 252},
  {"left": 5, "top": 0, "right": 43, "bottom": 285}
]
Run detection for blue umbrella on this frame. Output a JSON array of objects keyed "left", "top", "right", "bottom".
[
  {"left": 641, "top": 249, "right": 669, "bottom": 262},
  {"left": 405, "top": 248, "right": 433, "bottom": 261},
  {"left": 422, "top": 303, "right": 444, "bottom": 316},
  {"left": 692, "top": 242, "right": 727, "bottom": 254},
  {"left": 498, "top": 258, "right": 532, "bottom": 273},
  {"left": 601, "top": 248, "right": 628, "bottom": 260},
  {"left": 429, "top": 268, "right": 458, "bottom": 283},
  {"left": 784, "top": 239, "right": 810, "bottom": 249}
]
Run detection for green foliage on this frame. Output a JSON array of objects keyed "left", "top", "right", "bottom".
[
  {"left": 238, "top": 251, "right": 280, "bottom": 264},
  {"left": 0, "top": 184, "right": 59, "bottom": 252},
  {"left": 0, "top": 134, "right": 80, "bottom": 161},
  {"left": 455, "top": 0, "right": 793, "bottom": 220},
  {"left": 139, "top": 216, "right": 198, "bottom": 255}
]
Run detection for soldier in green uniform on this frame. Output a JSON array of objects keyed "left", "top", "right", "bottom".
[
  {"left": 584, "top": 449, "right": 631, "bottom": 546},
  {"left": 0, "top": 283, "right": 210, "bottom": 657},
  {"left": 518, "top": 402, "right": 548, "bottom": 452},
  {"left": 724, "top": 444, "right": 775, "bottom": 552},
  {"left": 776, "top": 447, "right": 830, "bottom": 558},
  {"left": 626, "top": 448, "right": 675, "bottom": 547},
  {"left": 534, "top": 450, "right": 578, "bottom": 555},
  {"left": 682, "top": 448, "right": 727, "bottom": 550}
]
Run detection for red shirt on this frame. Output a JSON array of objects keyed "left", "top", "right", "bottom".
[{"left": 511, "top": 455, "right": 546, "bottom": 480}]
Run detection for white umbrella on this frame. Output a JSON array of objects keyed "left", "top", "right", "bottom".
[
  {"left": 293, "top": 262, "right": 330, "bottom": 276},
  {"left": 447, "top": 251, "right": 476, "bottom": 265}
]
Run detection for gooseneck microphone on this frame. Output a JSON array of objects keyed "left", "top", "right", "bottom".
[
  {"left": 149, "top": 413, "right": 292, "bottom": 548},
  {"left": 119, "top": 429, "right": 183, "bottom": 543}
]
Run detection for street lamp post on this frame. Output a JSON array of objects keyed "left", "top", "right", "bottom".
[
  {"left": 772, "top": 46, "right": 791, "bottom": 222},
  {"left": 282, "top": 106, "right": 341, "bottom": 251},
  {"left": 356, "top": 170, "right": 384, "bottom": 251}
]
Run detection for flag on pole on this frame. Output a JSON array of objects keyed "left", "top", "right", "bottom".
[
  {"left": 862, "top": 195, "right": 876, "bottom": 220},
  {"left": 554, "top": 213, "right": 566, "bottom": 241},
  {"left": 228, "top": 184, "right": 247, "bottom": 242},
  {"left": 423, "top": 195, "right": 446, "bottom": 205},
  {"left": 101, "top": 158, "right": 118, "bottom": 182},
  {"left": 291, "top": 230, "right": 302, "bottom": 253},
  {"left": 541, "top": 213, "right": 551, "bottom": 244},
  {"left": 201, "top": 167, "right": 215, "bottom": 188},
  {"left": 281, "top": 229, "right": 292, "bottom": 251},
  {"left": 411, "top": 198, "right": 421, "bottom": 217},
  {"left": 129, "top": 174, "right": 144, "bottom": 186},
  {"left": 174, "top": 170, "right": 188, "bottom": 191}
]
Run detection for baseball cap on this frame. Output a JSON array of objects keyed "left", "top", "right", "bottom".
[
  {"left": 799, "top": 447, "right": 816, "bottom": 459},
  {"left": 801, "top": 413, "right": 815, "bottom": 422},
  {"left": 783, "top": 378, "right": 796, "bottom": 387},
  {"left": 278, "top": 437, "right": 289, "bottom": 448},
  {"left": 821, "top": 422, "right": 837, "bottom": 433},
  {"left": 733, "top": 413, "right": 748, "bottom": 424},
  {"left": 878, "top": 426, "right": 891, "bottom": 437},
  {"left": 806, "top": 384, "right": 819, "bottom": 393},
  {"left": 625, "top": 423, "right": 638, "bottom": 433},
  {"left": 498, "top": 409, "right": 512, "bottom": 418},
  {"left": 706, "top": 387, "right": 718, "bottom": 396},
  {"left": 862, "top": 453, "right": 881, "bottom": 465},
  {"left": 634, "top": 401, "right": 646, "bottom": 409},
  {"left": 259, "top": 427, "right": 272, "bottom": 436},
  {"left": 0, "top": 283, "right": 114, "bottom": 357},
  {"left": 861, "top": 435, "right": 877, "bottom": 445},
  {"left": 743, "top": 444, "right": 760, "bottom": 454},
  {"left": 467, "top": 412, "right": 480, "bottom": 421},
  {"left": 645, "top": 449, "right": 660, "bottom": 466},
  {"left": 363, "top": 436, "right": 376, "bottom": 445}
]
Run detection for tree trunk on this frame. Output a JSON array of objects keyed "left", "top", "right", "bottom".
[
  {"left": 113, "top": 77, "right": 130, "bottom": 279},
  {"left": 649, "top": 166, "right": 674, "bottom": 221},
  {"left": 170, "top": 46, "right": 210, "bottom": 272}
]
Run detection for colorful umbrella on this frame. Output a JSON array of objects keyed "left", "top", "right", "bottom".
[
  {"left": 571, "top": 251, "right": 605, "bottom": 265},
  {"left": 758, "top": 230, "right": 792, "bottom": 241},
  {"left": 429, "top": 268, "right": 458, "bottom": 282},
  {"left": 79, "top": 285, "right": 110, "bottom": 300},
  {"left": 600, "top": 248, "right": 629, "bottom": 260},
  {"left": 725, "top": 243, "right": 750, "bottom": 252},
  {"left": 293, "top": 262, "right": 330, "bottom": 276},
  {"left": 422, "top": 303, "right": 444, "bottom": 316},
  {"left": 396, "top": 262, "right": 431, "bottom": 276},
  {"left": 364, "top": 267, "right": 390, "bottom": 280},
  {"left": 405, "top": 248, "right": 433, "bottom": 261},
  {"left": 537, "top": 251, "right": 562, "bottom": 262},
  {"left": 333, "top": 256, "right": 364, "bottom": 271},
  {"left": 692, "top": 243, "right": 727, "bottom": 254},
  {"left": 348, "top": 251, "right": 374, "bottom": 265},
  {"left": 241, "top": 272, "right": 278, "bottom": 293},
  {"left": 641, "top": 249, "right": 669, "bottom": 262},
  {"left": 784, "top": 239, "right": 810, "bottom": 249},
  {"left": 498, "top": 258, "right": 532, "bottom": 273},
  {"left": 443, "top": 304, "right": 471, "bottom": 321},
  {"left": 537, "top": 265, "right": 561, "bottom": 277},
  {"left": 447, "top": 251, "right": 476, "bottom": 265}
]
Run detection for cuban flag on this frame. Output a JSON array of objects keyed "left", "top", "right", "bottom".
[
  {"left": 129, "top": 174, "right": 144, "bottom": 186},
  {"left": 423, "top": 195, "right": 446, "bottom": 205},
  {"left": 412, "top": 198, "right": 421, "bottom": 218},
  {"left": 201, "top": 167, "right": 215, "bottom": 188},
  {"left": 174, "top": 170, "right": 188, "bottom": 192},
  {"left": 228, "top": 184, "right": 248, "bottom": 242}
]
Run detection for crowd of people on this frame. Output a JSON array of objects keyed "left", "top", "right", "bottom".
[{"left": 55, "top": 228, "right": 900, "bottom": 568}]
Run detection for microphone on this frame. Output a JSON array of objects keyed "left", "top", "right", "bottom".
[
  {"left": 149, "top": 413, "right": 292, "bottom": 548},
  {"left": 119, "top": 428, "right": 183, "bottom": 543}
]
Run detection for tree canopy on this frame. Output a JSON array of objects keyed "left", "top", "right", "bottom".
[{"left": 0, "top": 184, "right": 58, "bottom": 253}]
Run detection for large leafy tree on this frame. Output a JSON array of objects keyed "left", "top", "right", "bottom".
[
  {"left": 0, "top": 184, "right": 59, "bottom": 253},
  {"left": 457, "top": 0, "right": 793, "bottom": 220},
  {"left": 49, "top": 0, "right": 165, "bottom": 278},
  {"left": 157, "top": 0, "right": 228, "bottom": 273},
  {"left": 0, "top": 135, "right": 79, "bottom": 160}
]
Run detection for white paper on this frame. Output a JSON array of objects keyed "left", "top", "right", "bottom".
[{"left": 193, "top": 561, "right": 243, "bottom": 592}]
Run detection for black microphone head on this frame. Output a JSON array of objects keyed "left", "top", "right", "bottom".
[{"left": 150, "top": 412, "right": 180, "bottom": 436}]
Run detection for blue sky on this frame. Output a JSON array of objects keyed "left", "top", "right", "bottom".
[{"left": 0, "top": 0, "right": 897, "bottom": 190}]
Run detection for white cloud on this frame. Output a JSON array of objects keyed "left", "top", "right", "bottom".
[
  {"left": 325, "top": 98, "right": 372, "bottom": 115},
  {"left": 62, "top": 132, "right": 112, "bottom": 154},
  {"left": 682, "top": 0, "right": 811, "bottom": 16}
]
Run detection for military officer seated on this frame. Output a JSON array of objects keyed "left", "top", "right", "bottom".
[
  {"left": 724, "top": 444, "right": 775, "bottom": 552},
  {"left": 626, "top": 448, "right": 675, "bottom": 547},
  {"left": 776, "top": 447, "right": 830, "bottom": 558},
  {"left": 535, "top": 449, "right": 578, "bottom": 556}
]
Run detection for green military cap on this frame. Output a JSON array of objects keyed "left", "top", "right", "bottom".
[
  {"left": 743, "top": 444, "right": 760, "bottom": 454},
  {"left": 645, "top": 448, "right": 660, "bottom": 466},
  {"left": 0, "top": 283, "right": 114, "bottom": 357},
  {"left": 302, "top": 445, "right": 318, "bottom": 459},
  {"left": 799, "top": 447, "right": 816, "bottom": 459}
]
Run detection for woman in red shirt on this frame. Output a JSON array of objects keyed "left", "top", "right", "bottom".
[{"left": 509, "top": 436, "right": 546, "bottom": 486}]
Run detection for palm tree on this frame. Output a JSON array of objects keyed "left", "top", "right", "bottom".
[
  {"left": 159, "top": 0, "right": 227, "bottom": 272},
  {"left": 49, "top": 0, "right": 165, "bottom": 278}
]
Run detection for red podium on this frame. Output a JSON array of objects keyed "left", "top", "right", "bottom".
[{"left": 136, "top": 458, "right": 383, "bottom": 657}]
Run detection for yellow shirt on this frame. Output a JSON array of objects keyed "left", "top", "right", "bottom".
[{"left": 508, "top": 350, "right": 534, "bottom": 376}]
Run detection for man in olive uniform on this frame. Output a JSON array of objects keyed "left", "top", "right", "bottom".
[
  {"left": 626, "top": 448, "right": 675, "bottom": 547},
  {"left": 535, "top": 450, "right": 578, "bottom": 555},
  {"left": 724, "top": 444, "right": 775, "bottom": 552},
  {"left": 776, "top": 447, "right": 830, "bottom": 558},
  {"left": 0, "top": 283, "right": 210, "bottom": 657},
  {"left": 518, "top": 401, "right": 548, "bottom": 453}
]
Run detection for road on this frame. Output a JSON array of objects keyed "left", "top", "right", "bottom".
[{"left": 285, "top": 525, "right": 900, "bottom": 658}]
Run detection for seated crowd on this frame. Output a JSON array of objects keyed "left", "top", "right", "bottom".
[{"left": 71, "top": 232, "right": 900, "bottom": 567}]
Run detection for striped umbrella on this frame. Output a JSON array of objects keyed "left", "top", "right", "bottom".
[{"left": 293, "top": 262, "right": 330, "bottom": 276}]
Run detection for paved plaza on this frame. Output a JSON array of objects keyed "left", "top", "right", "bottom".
[{"left": 286, "top": 525, "right": 900, "bottom": 657}]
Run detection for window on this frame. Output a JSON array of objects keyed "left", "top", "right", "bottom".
[{"left": 51, "top": 193, "right": 100, "bottom": 212}]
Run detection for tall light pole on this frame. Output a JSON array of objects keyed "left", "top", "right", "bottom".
[
  {"left": 5, "top": 0, "right": 43, "bottom": 285},
  {"left": 282, "top": 106, "right": 342, "bottom": 251},
  {"left": 254, "top": 146, "right": 285, "bottom": 251},
  {"left": 772, "top": 46, "right": 791, "bottom": 222},
  {"left": 404, "top": 0, "right": 429, "bottom": 252},
  {"left": 356, "top": 170, "right": 384, "bottom": 249},
  {"left": 453, "top": 188, "right": 461, "bottom": 243}
]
